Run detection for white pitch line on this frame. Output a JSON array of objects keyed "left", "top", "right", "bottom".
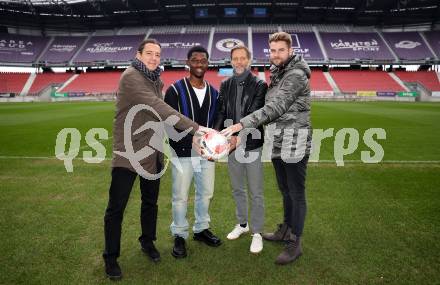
[
  {"left": 0, "top": 136, "right": 115, "bottom": 161},
  {"left": 0, "top": 155, "right": 112, "bottom": 161},
  {"left": 0, "top": 156, "right": 439, "bottom": 164},
  {"left": 309, "top": 160, "right": 440, "bottom": 164},
  {"left": 77, "top": 135, "right": 113, "bottom": 151}
]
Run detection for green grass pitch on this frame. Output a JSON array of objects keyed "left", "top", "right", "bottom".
[{"left": 0, "top": 101, "right": 439, "bottom": 284}]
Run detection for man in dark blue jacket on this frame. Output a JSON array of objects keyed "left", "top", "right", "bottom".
[{"left": 164, "top": 46, "right": 222, "bottom": 259}]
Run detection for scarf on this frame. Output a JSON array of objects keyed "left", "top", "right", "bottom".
[
  {"left": 131, "top": 58, "right": 161, "bottom": 82},
  {"left": 233, "top": 68, "right": 251, "bottom": 83}
]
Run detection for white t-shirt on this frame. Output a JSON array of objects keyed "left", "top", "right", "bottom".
[{"left": 193, "top": 83, "right": 207, "bottom": 107}]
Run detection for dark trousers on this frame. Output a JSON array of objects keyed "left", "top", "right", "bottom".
[
  {"left": 103, "top": 167, "right": 160, "bottom": 259},
  {"left": 271, "top": 156, "right": 308, "bottom": 237}
]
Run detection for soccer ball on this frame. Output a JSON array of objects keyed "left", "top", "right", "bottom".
[{"left": 200, "top": 131, "right": 229, "bottom": 160}]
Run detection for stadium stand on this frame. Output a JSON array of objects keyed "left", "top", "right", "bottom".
[
  {"left": 0, "top": 72, "right": 30, "bottom": 94},
  {"left": 161, "top": 70, "right": 188, "bottom": 91},
  {"left": 28, "top": 73, "right": 74, "bottom": 95},
  {"left": 200, "top": 70, "right": 229, "bottom": 90},
  {"left": 315, "top": 24, "right": 348, "bottom": 33},
  {"left": 12, "top": 69, "right": 438, "bottom": 98},
  {"left": 152, "top": 33, "right": 210, "bottom": 62},
  {"left": 211, "top": 32, "right": 249, "bottom": 61},
  {"left": 282, "top": 24, "right": 314, "bottom": 33},
  {"left": 309, "top": 70, "right": 333, "bottom": 92},
  {"left": 58, "top": 71, "right": 122, "bottom": 94},
  {"left": 1, "top": 24, "right": 439, "bottom": 101},
  {"left": 329, "top": 70, "right": 405, "bottom": 93},
  {"left": 54, "top": 69, "right": 230, "bottom": 95},
  {"left": 264, "top": 70, "right": 333, "bottom": 92},
  {"left": 382, "top": 32, "right": 435, "bottom": 61},
  {"left": 151, "top": 26, "right": 184, "bottom": 34},
  {"left": 94, "top": 29, "right": 119, "bottom": 36},
  {"left": 185, "top": 25, "right": 211, "bottom": 34},
  {"left": 215, "top": 25, "right": 249, "bottom": 33},
  {"left": 0, "top": 34, "right": 49, "bottom": 64},
  {"left": 394, "top": 71, "right": 440, "bottom": 92},
  {"left": 72, "top": 35, "right": 144, "bottom": 64},
  {"left": 252, "top": 24, "right": 279, "bottom": 33},
  {"left": 39, "top": 36, "right": 87, "bottom": 65},
  {"left": 2, "top": 28, "right": 440, "bottom": 66},
  {"left": 118, "top": 27, "right": 149, "bottom": 36},
  {"left": 349, "top": 26, "right": 376, "bottom": 32},
  {"left": 320, "top": 32, "right": 395, "bottom": 62}
]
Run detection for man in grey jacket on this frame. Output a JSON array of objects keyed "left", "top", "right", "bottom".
[{"left": 221, "top": 32, "right": 312, "bottom": 265}]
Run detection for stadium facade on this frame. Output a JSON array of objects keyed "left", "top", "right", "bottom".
[{"left": 0, "top": 0, "right": 439, "bottom": 101}]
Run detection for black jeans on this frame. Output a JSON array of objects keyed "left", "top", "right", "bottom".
[
  {"left": 103, "top": 167, "right": 160, "bottom": 259},
  {"left": 271, "top": 156, "right": 309, "bottom": 237}
]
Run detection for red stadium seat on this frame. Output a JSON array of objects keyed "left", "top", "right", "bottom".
[
  {"left": 161, "top": 70, "right": 188, "bottom": 91},
  {"left": 330, "top": 70, "right": 405, "bottom": 93},
  {"left": 59, "top": 71, "right": 123, "bottom": 94},
  {"left": 265, "top": 70, "right": 333, "bottom": 91},
  {"left": 28, "top": 73, "right": 74, "bottom": 95},
  {"left": 394, "top": 71, "right": 440, "bottom": 92},
  {"left": 203, "top": 70, "right": 228, "bottom": 90},
  {"left": 309, "top": 70, "right": 333, "bottom": 91},
  {"left": 0, "top": 72, "right": 30, "bottom": 94}
]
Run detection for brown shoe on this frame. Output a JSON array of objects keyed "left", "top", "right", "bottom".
[
  {"left": 275, "top": 235, "right": 302, "bottom": 265},
  {"left": 262, "top": 223, "right": 290, "bottom": 242}
]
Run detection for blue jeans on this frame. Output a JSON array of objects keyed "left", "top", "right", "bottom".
[{"left": 170, "top": 156, "right": 215, "bottom": 239}]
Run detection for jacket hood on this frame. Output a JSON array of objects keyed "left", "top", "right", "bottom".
[
  {"left": 272, "top": 54, "right": 311, "bottom": 79},
  {"left": 285, "top": 54, "right": 311, "bottom": 79}
]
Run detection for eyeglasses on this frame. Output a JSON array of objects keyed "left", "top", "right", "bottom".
[{"left": 189, "top": 59, "right": 208, "bottom": 65}]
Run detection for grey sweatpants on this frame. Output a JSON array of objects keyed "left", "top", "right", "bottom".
[{"left": 227, "top": 147, "right": 264, "bottom": 233}]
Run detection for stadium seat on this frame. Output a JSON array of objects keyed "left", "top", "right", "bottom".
[
  {"left": 59, "top": 71, "right": 123, "bottom": 94},
  {"left": 199, "top": 70, "right": 228, "bottom": 90},
  {"left": 329, "top": 70, "right": 405, "bottom": 93},
  {"left": 394, "top": 71, "right": 440, "bottom": 92},
  {"left": 161, "top": 70, "right": 188, "bottom": 91},
  {"left": 309, "top": 70, "right": 333, "bottom": 91},
  {"left": 0, "top": 72, "right": 30, "bottom": 94},
  {"left": 264, "top": 70, "right": 333, "bottom": 91},
  {"left": 28, "top": 73, "right": 74, "bottom": 95}
]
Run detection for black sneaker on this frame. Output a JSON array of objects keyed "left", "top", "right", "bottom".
[
  {"left": 193, "top": 229, "right": 222, "bottom": 247},
  {"left": 104, "top": 258, "right": 122, "bottom": 280},
  {"left": 172, "top": 236, "right": 187, "bottom": 258},
  {"left": 140, "top": 240, "right": 161, "bottom": 263}
]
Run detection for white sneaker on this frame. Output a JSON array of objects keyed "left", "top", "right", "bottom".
[
  {"left": 250, "top": 233, "right": 263, "bottom": 254},
  {"left": 227, "top": 224, "right": 249, "bottom": 240}
]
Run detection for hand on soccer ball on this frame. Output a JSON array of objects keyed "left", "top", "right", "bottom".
[
  {"left": 196, "top": 126, "right": 215, "bottom": 136},
  {"left": 192, "top": 127, "right": 218, "bottom": 160},
  {"left": 228, "top": 135, "right": 241, "bottom": 153},
  {"left": 198, "top": 130, "right": 230, "bottom": 161},
  {"left": 220, "top": 123, "right": 243, "bottom": 138}
]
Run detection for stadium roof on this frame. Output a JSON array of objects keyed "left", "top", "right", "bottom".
[
  {"left": 0, "top": 0, "right": 88, "bottom": 4},
  {"left": 0, "top": 0, "right": 439, "bottom": 31}
]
